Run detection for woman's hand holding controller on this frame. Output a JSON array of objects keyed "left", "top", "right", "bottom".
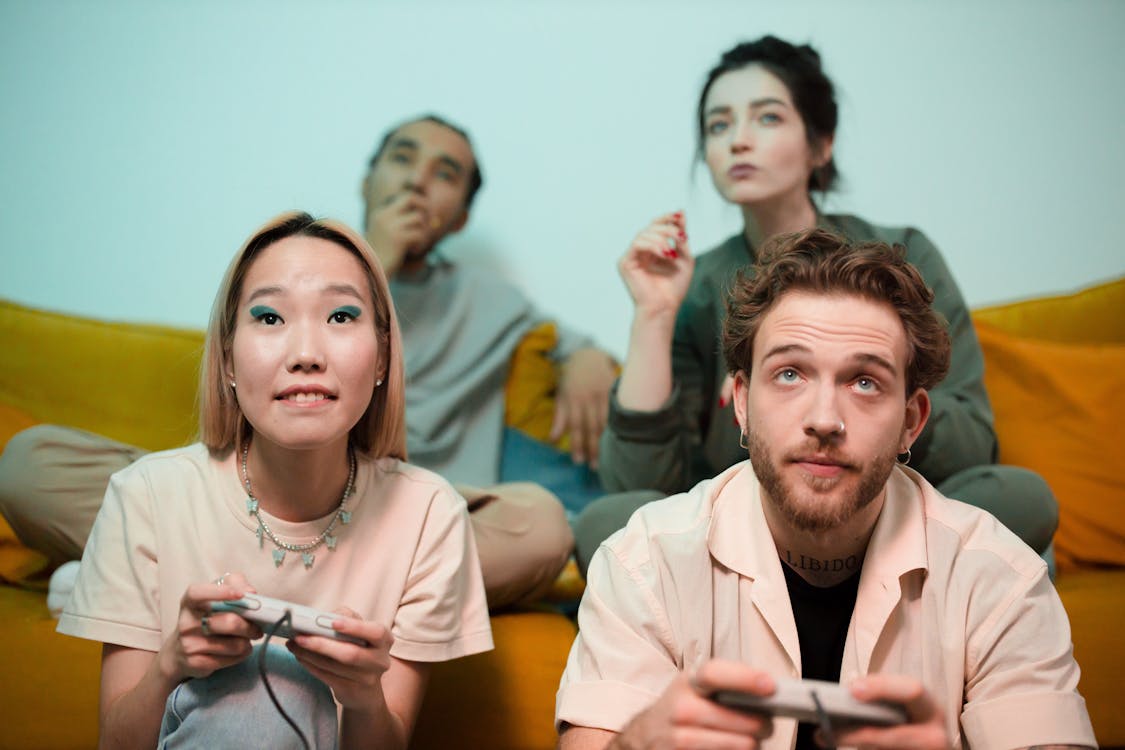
[
  {"left": 284, "top": 605, "right": 395, "bottom": 712},
  {"left": 156, "top": 572, "right": 263, "bottom": 682}
]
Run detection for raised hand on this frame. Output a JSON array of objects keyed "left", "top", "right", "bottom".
[
  {"left": 364, "top": 191, "right": 442, "bottom": 276},
  {"left": 618, "top": 211, "right": 696, "bottom": 319},
  {"left": 615, "top": 211, "right": 696, "bottom": 412}
]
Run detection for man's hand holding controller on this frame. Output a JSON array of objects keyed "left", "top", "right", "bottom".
[
  {"left": 828, "top": 674, "right": 951, "bottom": 750},
  {"left": 607, "top": 659, "right": 949, "bottom": 750},
  {"left": 607, "top": 660, "right": 776, "bottom": 749}
]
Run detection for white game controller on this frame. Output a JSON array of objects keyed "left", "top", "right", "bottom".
[
  {"left": 711, "top": 677, "right": 908, "bottom": 726},
  {"left": 211, "top": 593, "right": 368, "bottom": 646}
]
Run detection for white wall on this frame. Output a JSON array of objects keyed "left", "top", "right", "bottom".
[{"left": 3, "top": 0, "right": 1123, "bottom": 357}]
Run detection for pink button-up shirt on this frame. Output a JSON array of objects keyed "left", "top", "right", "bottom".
[{"left": 557, "top": 462, "right": 1094, "bottom": 748}]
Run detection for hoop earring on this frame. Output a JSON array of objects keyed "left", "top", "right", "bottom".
[
  {"left": 739, "top": 431, "right": 749, "bottom": 450},
  {"left": 897, "top": 448, "right": 912, "bottom": 465}
]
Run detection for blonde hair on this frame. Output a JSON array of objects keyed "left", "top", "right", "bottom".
[{"left": 198, "top": 211, "right": 407, "bottom": 459}]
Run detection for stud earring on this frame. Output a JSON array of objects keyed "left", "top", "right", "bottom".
[
  {"left": 375, "top": 379, "right": 383, "bottom": 387},
  {"left": 230, "top": 380, "right": 236, "bottom": 389}
]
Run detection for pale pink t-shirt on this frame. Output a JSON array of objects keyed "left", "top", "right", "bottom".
[
  {"left": 557, "top": 462, "right": 1095, "bottom": 749},
  {"left": 58, "top": 443, "right": 493, "bottom": 663}
]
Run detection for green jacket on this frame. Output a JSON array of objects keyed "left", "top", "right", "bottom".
[{"left": 599, "top": 213, "right": 997, "bottom": 495}]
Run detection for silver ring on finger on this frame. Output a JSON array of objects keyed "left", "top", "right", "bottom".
[
  {"left": 201, "top": 615, "right": 212, "bottom": 637},
  {"left": 213, "top": 572, "right": 231, "bottom": 586}
]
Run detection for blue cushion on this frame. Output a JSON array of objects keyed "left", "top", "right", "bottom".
[{"left": 499, "top": 428, "right": 604, "bottom": 517}]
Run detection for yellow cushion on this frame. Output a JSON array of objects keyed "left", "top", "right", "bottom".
[
  {"left": 973, "top": 275, "right": 1125, "bottom": 344},
  {"left": 0, "top": 299, "right": 202, "bottom": 452},
  {"left": 504, "top": 321, "right": 569, "bottom": 451},
  {"left": 976, "top": 319, "right": 1125, "bottom": 572}
]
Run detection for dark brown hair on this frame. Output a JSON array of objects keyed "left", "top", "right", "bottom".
[
  {"left": 697, "top": 36, "right": 839, "bottom": 193},
  {"left": 722, "top": 228, "right": 951, "bottom": 394}
]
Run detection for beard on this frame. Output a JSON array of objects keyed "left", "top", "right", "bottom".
[{"left": 746, "top": 427, "right": 899, "bottom": 533}]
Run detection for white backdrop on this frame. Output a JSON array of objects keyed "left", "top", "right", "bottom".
[{"left": 3, "top": 0, "right": 1123, "bottom": 357}]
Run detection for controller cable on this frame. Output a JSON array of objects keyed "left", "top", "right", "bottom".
[
  {"left": 810, "top": 689, "right": 837, "bottom": 750},
  {"left": 259, "top": 609, "right": 312, "bottom": 750}
]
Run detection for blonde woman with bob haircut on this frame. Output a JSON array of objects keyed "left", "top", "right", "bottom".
[{"left": 57, "top": 211, "right": 493, "bottom": 750}]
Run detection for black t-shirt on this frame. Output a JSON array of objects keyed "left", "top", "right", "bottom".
[{"left": 781, "top": 560, "right": 861, "bottom": 749}]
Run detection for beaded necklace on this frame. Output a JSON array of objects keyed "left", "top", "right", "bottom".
[{"left": 240, "top": 441, "right": 356, "bottom": 569}]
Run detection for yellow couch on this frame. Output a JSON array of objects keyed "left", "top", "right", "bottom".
[{"left": 2, "top": 274, "right": 1123, "bottom": 747}]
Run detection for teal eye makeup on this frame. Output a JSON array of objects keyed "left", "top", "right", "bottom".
[
  {"left": 330, "top": 305, "right": 362, "bottom": 323},
  {"left": 249, "top": 305, "right": 281, "bottom": 324}
]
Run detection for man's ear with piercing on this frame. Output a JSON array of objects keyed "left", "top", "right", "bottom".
[
  {"left": 899, "top": 387, "right": 932, "bottom": 453},
  {"left": 732, "top": 370, "right": 751, "bottom": 436}
]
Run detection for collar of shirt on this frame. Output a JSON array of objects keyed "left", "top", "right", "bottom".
[{"left": 706, "top": 461, "right": 931, "bottom": 673}]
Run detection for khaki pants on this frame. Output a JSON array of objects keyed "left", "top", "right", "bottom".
[{"left": 0, "top": 425, "right": 573, "bottom": 610}]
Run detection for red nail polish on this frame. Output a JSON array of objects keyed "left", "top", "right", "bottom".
[{"left": 678, "top": 231, "right": 687, "bottom": 240}]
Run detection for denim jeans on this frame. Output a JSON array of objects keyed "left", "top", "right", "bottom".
[{"left": 159, "top": 643, "right": 338, "bottom": 749}]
